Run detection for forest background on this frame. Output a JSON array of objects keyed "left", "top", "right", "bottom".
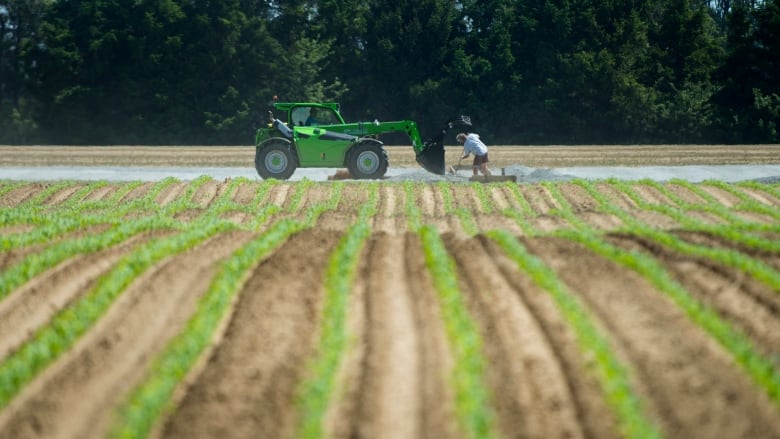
[{"left": 1, "top": 0, "right": 778, "bottom": 146}]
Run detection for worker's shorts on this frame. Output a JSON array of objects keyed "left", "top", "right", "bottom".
[{"left": 473, "top": 153, "right": 489, "bottom": 166}]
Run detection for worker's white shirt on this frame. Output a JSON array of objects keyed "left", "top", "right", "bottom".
[{"left": 463, "top": 133, "right": 488, "bottom": 156}]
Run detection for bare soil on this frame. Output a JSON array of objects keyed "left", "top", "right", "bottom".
[{"left": 1, "top": 177, "right": 780, "bottom": 439}]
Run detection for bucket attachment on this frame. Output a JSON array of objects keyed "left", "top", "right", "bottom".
[
  {"left": 417, "top": 115, "right": 472, "bottom": 175},
  {"left": 416, "top": 140, "right": 446, "bottom": 175}
]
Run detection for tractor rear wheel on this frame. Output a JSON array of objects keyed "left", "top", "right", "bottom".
[
  {"left": 255, "top": 138, "right": 297, "bottom": 180},
  {"left": 347, "top": 141, "right": 388, "bottom": 179}
]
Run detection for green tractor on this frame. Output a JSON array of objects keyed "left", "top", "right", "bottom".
[{"left": 254, "top": 101, "right": 471, "bottom": 179}]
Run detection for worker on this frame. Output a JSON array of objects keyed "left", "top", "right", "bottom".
[
  {"left": 456, "top": 132, "right": 491, "bottom": 177},
  {"left": 305, "top": 109, "right": 319, "bottom": 126}
]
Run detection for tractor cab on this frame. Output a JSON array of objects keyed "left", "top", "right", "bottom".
[{"left": 274, "top": 103, "right": 346, "bottom": 128}]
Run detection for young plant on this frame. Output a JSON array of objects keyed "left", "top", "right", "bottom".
[
  {"left": 488, "top": 229, "right": 662, "bottom": 439},
  {"left": 419, "top": 224, "right": 498, "bottom": 439},
  {"left": 296, "top": 182, "right": 376, "bottom": 438}
]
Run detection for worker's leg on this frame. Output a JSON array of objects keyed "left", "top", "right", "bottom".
[
  {"left": 472, "top": 156, "right": 479, "bottom": 176},
  {"left": 479, "top": 153, "right": 491, "bottom": 176}
]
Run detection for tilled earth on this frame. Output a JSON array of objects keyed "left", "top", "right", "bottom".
[{"left": 1, "top": 161, "right": 780, "bottom": 438}]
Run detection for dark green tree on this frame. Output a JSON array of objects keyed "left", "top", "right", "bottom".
[
  {"left": 715, "top": 0, "right": 780, "bottom": 142},
  {"left": 0, "top": 1, "right": 47, "bottom": 143},
  {"left": 306, "top": 0, "right": 368, "bottom": 113},
  {"left": 468, "top": 0, "right": 661, "bottom": 143},
  {"left": 29, "top": 0, "right": 299, "bottom": 144},
  {"left": 645, "top": 0, "right": 723, "bottom": 142},
  {"left": 357, "top": 0, "right": 459, "bottom": 130},
  {"left": 2, "top": 0, "right": 777, "bottom": 145},
  {"left": 441, "top": 0, "right": 521, "bottom": 141},
  {"left": 29, "top": 0, "right": 186, "bottom": 143}
]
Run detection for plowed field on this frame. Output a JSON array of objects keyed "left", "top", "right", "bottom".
[{"left": 1, "top": 177, "right": 780, "bottom": 439}]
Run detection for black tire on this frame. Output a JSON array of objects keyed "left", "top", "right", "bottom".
[
  {"left": 347, "top": 140, "right": 388, "bottom": 179},
  {"left": 255, "top": 138, "right": 297, "bottom": 180}
]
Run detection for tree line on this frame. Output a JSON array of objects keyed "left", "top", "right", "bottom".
[{"left": 1, "top": 0, "right": 778, "bottom": 145}]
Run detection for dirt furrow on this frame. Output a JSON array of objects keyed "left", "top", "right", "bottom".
[
  {"left": 519, "top": 184, "right": 561, "bottom": 215},
  {"left": 0, "top": 231, "right": 163, "bottom": 361},
  {"left": 0, "top": 224, "right": 113, "bottom": 271},
  {"left": 159, "top": 230, "right": 341, "bottom": 439},
  {"left": 525, "top": 236, "right": 780, "bottom": 439},
  {"left": 639, "top": 184, "right": 725, "bottom": 225},
  {"left": 266, "top": 182, "right": 293, "bottom": 208},
  {"left": 633, "top": 183, "right": 729, "bottom": 225},
  {"left": 674, "top": 230, "right": 780, "bottom": 271},
  {"left": 558, "top": 183, "right": 624, "bottom": 231},
  {"left": 116, "top": 182, "right": 155, "bottom": 204},
  {"left": 0, "top": 184, "right": 42, "bottom": 207},
  {"left": 338, "top": 232, "right": 458, "bottom": 439},
  {"left": 335, "top": 183, "right": 368, "bottom": 214},
  {"left": 474, "top": 214, "right": 525, "bottom": 235},
  {"left": 593, "top": 183, "right": 637, "bottom": 210},
  {"left": 697, "top": 184, "right": 741, "bottom": 207},
  {"left": 316, "top": 211, "right": 356, "bottom": 232},
  {"left": 513, "top": 185, "right": 572, "bottom": 233},
  {"left": 81, "top": 184, "right": 119, "bottom": 202},
  {"left": 231, "top": 180, "right": 258, "bottom": 205},
  {"left": 219, "top": 210, "right": 255, "bottom": 226},
  {"left": 191, "top": 179, "right": 221, "bottom": 208},
  {"left": 43, "top": 184, "right": 84, "bottom": 206},
  {"left": 321, "top": 231, "right": 371, "bottom": 439},
  {"left": 155, "top": 181, "right": 189, "bottom": 206},
  {"left": 451, "top": 185, "right": 483, "bottom": 214},
  {"left": 593, "top": 183, "right": 680, "bottom": 229},
  {"left": 738, "top": 186, "right": 780, "bottom": 207},
  {"left": 372, "top": 185, "right": 406, "bottom": 234},
  {"left": 431, "top": 185, "right": 466, "bottom": 236},
  {"left": 418, "top": 183, "right": 441, "bottom": 217},
  {"left": 487, "top": 185, "right": 511, "bottom": 210},
  {"left": 665, "top": 183, "right": 707, "bottom": 205},
  {"left": 0, "top": 224, "right": 34, "bottom": 235},
  {"left": 299, "top": 183, "right": 334, "bottom": 209},
  {"left": 609, "top": 233, "right": 780, "bottom": 357},
  {"left": 630, "top": 184, "right": 674, "bottom": 206},
  {"left": 412, "top": 184, "right": 454, "bottom": 234},
  {"left": 489, "top": 236, "right": 620, "bottom": 438},
  {"left": 173, "top": 207, "right": 206, "bottom": 222},
  {"left": 445, "top": 234, "right": 588, "bottom": 439},
  {"left": 0, "top": 243, "right": 49, "bottom": 272},
  {"left": 0, "top": 230, "right": 254, "bottom": 439}
]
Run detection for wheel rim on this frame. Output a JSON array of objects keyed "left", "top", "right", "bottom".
[
  {"left": 265, "top": 150, "right": 288, "bottom": 174},
  {"left": 356, "top": 150, "right": 380, "bottom": 175}
]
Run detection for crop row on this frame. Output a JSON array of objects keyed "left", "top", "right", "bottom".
[
  {"left": 1, "top": 178, "right": 779, "bottom": 438},
  {"left": 403, "top": 178, "right": 780, "bottom": 436},
  {"left": 540, "top": 182, "right": 780, "bottom": 412}
]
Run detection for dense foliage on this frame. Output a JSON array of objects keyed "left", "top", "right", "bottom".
[{"left": 1, "top": 0, "right": 778, "bottom": 144}]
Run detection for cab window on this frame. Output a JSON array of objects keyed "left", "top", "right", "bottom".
[{"left": 291, "top": 106, "right": 340, "bottom": 127}]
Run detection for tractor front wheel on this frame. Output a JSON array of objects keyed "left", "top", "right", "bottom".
[
  {"left": 347, "top": 141, "right": 388, "bottom": 179},
  {"left": 255, "top": 138, "right": 297, "bottom": 180}
]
